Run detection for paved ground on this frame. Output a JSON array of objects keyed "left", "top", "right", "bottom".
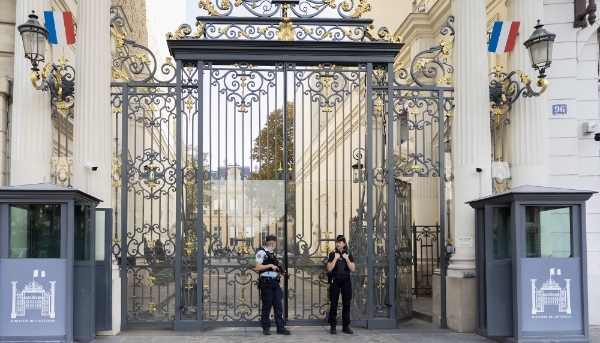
[{"left": 89, "top": 319, "right": 600, "bottom": 343}]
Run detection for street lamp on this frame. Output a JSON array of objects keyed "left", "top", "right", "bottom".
[
  {"left": 523, "top": 20, "right": 555, "bottom": 79},
  {"left": 17, "top": 11, "right": 48, "bottom": 71},
  {"left": 351, "top": 148, "right": 366, "bottom": 183},
  {"left": 489, "top": 21, "right": 556, "bottom": 113},
  {"left": 17, "top": 11, "right": 75, "bottom": 101}
]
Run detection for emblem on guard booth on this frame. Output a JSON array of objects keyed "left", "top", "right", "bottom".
[
  {"left": 531, "top": 268, "right": 571, "bottom": 315},
  {"left": 10, "top": 270, "right": 57, "bottom": 319}
]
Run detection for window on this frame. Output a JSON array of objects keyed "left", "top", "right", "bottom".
[
  {"left": 214, "top": 226, "right": 222, "bottom": 242},
  {"left": 10, "top": 204, "right": 61, "bottom": 259},
  {"left": 213, "top": 199, "right": 222, "bottom": 215},
  {"left": 229, "top": 198, "right": 239, "bottom": 215},
  {"left": 203, "top": 204, "right": 207, "bottom": 215},
  {"left": 396, "top": 109, "right": 409, "bottom": 147},
  {"left": 245, "top": 198, "right": 253, "bottom": 215},
  {"left": 260, "top": 226, "right": 269, "bottom": 244},
  {"left": 492, "top": 207, "right": 511, "bottom": 260},
  {"left": 525, "top": 206, "right": 572, "bottom": 258},
  {"left": 229, "top": 226, "right": 238, "bottom": 246}
]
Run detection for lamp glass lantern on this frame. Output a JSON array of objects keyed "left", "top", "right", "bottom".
[
  {"left": 17, "top": 11, "right": 49, "bottom": 71},
  {"left": 523, "top": 21, "right": 556, "bottom": 78},
  {"left": 351, "top": 162, "right": 364, "bottom": 183}
]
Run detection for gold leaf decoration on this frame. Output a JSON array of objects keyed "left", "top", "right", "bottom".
[
  {"left": 234, "top": 0, "right": 243, "bottom": 6},
  {"left": 165, "top": 57, "right": 175, "bottom": 69},
  {"left": 323, "top": 0, "right": 337, "bottom": 8},
  {"left": 192, "top": 21, "right": 205, "bottom": 38},
  {"left": 218, "top": 25, "right": 232, "bottom": 35},
  {"left": 110, "top": 27, "right": 127, "bottom": 49},
  {"left": 221, "top": 0, "right": 231, "bottom": 10},
  {"left": 365, "top": 24, "right": 378, "bottom": 41},
  {"left": 112, "top": 70, "right": 130, "bottom": 82},
  {"left": 436, "top": 75, "right": 452, "bottom": 86},
  {"left": 350, "top": 0, "right": 371, "bottom": 18},
  {"left": 277, "top": 18, "right": 295, "bottom": 41},
  {"left": 166, "top": 24, "right": 191, "bottom": 40},
  {"left": 301, "top": 26, "right": 315, "bottom": 35},
  {"left": 378, "top": 28, "right": 403, "bottom": 43},
  {"left": 439, "top": 35, "right": 454, "bottom": 55},
  {"left": 198, "top": 0, "right": 221, "bottom": 16}
]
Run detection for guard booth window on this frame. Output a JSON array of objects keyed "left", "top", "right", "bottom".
[
  {"left": 493, "top": 207, "right": 511, "bottom": 260},
  {"left": 525, "top": 206, "right": 572, "bottom": 258},
  {"left": 9, "top": 204, "right": 61, "bottom": 259},
  {"left": 74, "top": 205, "right": 92, "bottom": 261}
]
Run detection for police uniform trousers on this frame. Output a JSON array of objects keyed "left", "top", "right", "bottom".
[
  {"left": 328, "top": 276, "right": 352, "bottom": 326},
  {"left": 260, "top": 278, "right": 285, "bottom": 331}
]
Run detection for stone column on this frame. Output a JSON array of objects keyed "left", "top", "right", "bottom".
[
  {"left": 72, "top": 0, "right": 112, "bottom": 205},
  {"left": 10, "top": 0, "right": 53, "bottom": 185},
  {"left": 0, "top": 79, "right": 10, "bottom": 186},
  {"left": 447, "top": 0, "right": 492, "bottom": 332},
  {"left": 506, "top": 0, "right": 549, "bottom": 187}
]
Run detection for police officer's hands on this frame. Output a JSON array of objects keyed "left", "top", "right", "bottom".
[
  {"left": 334, "top": 252, "right": 341, "bottom": 260},
  {"left": 270, "top": 264, "right": 279, "bottom": 271}
]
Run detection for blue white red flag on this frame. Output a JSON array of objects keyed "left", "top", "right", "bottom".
[
  {"left": 44, "top": 11, "right": 76, "bottom": 46},
  {"left": 488, "top": 21, "right": 520, "bottom": 54}
]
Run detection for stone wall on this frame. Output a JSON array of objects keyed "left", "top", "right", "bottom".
[
  {"left": 0, "top": 0, "right": 16, "bottom": 79},
  {"left": 111, "top": 0, "right": 147, "bottom": 46}
]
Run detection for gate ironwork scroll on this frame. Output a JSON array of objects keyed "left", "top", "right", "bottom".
[
  {"left": 412, "top": 224, "right": 440, "bottom": 297},
  {"left": 110, "top": 1, "right": 454, "bottom": 330}
]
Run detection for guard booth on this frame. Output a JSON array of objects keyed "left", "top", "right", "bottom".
[
  {"left": 468, "top": 185, "right": 595, "bottom": 343},
  {"left": 0, "top": 183, "right": 100, "bottom": 343}
]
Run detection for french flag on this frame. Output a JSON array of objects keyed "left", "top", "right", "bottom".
[
  {"left": 488, "top": 21, "right": 520, "bottom": 54},
  {"left": 44, "top": 11, "right": 75, "bottom": 46}
]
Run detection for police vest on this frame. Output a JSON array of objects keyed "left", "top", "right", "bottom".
[{"left": 259, "top": 248, "right": 278, "bottom": 275}]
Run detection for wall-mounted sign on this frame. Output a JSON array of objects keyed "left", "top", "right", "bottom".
[
  {"left": 0, "top": 259, "right": 67, "bottom": 337},
  {"left": 456, "top": 236, "right": 474, "bottom": 248},
  {"left": 552, "top": 104, "right": 567, "bottom": 115},
  {"left": 521, "top": 258, "right": 583, "bottom": 332}
]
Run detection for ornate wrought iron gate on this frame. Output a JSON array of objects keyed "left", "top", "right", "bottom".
[{"left": 110, "top": 1, "right": 454, "bottom": 330}]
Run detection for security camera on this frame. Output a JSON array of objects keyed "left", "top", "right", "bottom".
[
  {"left": 84, "top": 162, "right": 98, "bottom": 171},
  {"left": 476, "top": 165, "right": 486, "bottom": 173}
]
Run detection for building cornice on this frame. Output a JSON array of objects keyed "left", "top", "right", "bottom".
[{"left": 394, "top": 0, "right": 451, "bottom": 67}]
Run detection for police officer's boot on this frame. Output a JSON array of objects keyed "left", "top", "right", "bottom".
[
  {"left": 330, "top": 324, "right": 336, "bottom": 334},
  {"left": 342, "top": 326, "right": 353, "bottom": 334}
]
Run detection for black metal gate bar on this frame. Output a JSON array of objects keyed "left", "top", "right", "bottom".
[
  {"left": 412, "top": 224, "right": 440, "bottom": 297},
  {"left": 109, "top": 2, "right": 456, "bottom": 329}
]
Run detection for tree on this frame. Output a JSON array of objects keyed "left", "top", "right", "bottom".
[
  {"left": 250, "top": 102, "right": 294, "bottom": 180},
  {"left": 182, "top": 146, "right": 211, "bottom": 262},
  {"left": 247, "top": 102, "right": 295, "bottom": 222}
]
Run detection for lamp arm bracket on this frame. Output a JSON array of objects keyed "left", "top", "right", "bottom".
[
  {"left": 504, "top": 69, "right": 548, "bottom": 98},
  {"left": 29, "top": 70, "right": 42, "bottom": 90}
]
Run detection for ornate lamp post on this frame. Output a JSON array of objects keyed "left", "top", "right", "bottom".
[
  {"left": 489, "top": 21, "right": 556, "bottom": 112},
  {"left": 351, "top": 147, "right": 366, "bottom": 184},
  {"left": 17, "top": 11, "right": 75, "bottom": 101}
]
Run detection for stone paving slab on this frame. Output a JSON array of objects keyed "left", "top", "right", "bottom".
[{"left": 90, "top": 319, "right": 600, "bottom": 343}]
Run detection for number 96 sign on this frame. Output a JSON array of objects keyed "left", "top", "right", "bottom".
[{"left": 552, "top": 104, "right": 567, "bottom": 115}]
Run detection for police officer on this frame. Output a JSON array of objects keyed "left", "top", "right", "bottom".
[
  {"left": 326, "top": 234, "right": 355, "bottom": 334},
  {"left": 255, "top": 234, "right": 291, "bottom": 335}
]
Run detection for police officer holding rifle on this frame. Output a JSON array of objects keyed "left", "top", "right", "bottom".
[{"left": 255, "top": 234, "right": 291, "bottom": 335}]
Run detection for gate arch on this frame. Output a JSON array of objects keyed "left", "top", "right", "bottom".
[{"left": 110, "top": 2, "right": 454, "bottom": 330}]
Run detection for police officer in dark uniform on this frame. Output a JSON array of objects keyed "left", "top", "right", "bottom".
[
  {"left": 255, "top": 234, "right": 291, "bottom": 336},
  {"left": 326, "top": 234, "right": 355, "bottom": 334}
]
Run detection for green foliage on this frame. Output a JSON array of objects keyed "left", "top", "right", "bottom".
[
  {"left": 246, "top": 102, "right": 295, "bottom": 221},
  {"left": 250, "top": 102, "right": 294, "bottom": 180}
]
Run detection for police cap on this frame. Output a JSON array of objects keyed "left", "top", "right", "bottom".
[{"left": 265, "top": 234, "right": 277, "bottom": 242}]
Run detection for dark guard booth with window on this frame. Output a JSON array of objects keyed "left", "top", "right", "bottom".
[
  {"left": 0, "top": 183, "right": 100, "bottom": 343},
  {"left": 468, "top": 185, "right": 595, "bottom": 343}
]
